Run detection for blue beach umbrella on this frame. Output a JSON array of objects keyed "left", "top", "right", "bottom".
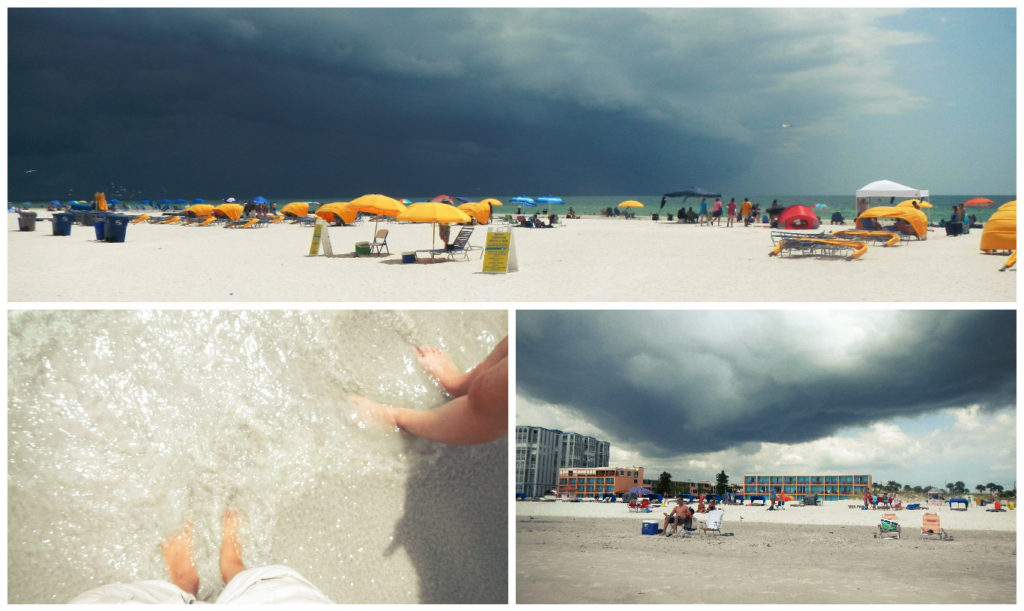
[
  {"left": 511, "top": 196, "right": 536, "bottom": 207},
  {"left": 252, "top": 196, "right": 269, "bottom": 205},
  {"left": 536, "top": 196, "right": 565, "bottom": 205},
  {"left": 49, "top": 200, "right": 60, "bottom": 206},
  {"left": 140, "top": 199, "right": 152, "bottom": 204},
  {"left": 109, "top": 199, "right": 121, "bottom": 204},
  {"left": 158, "top": 199, "right": 172, "bottom": 204},
  {"left": 174, "top": 198, "right": 187, "bottom": 204},
  {"left": 191, "top": 198, "right": 205, "bottom": 203}
]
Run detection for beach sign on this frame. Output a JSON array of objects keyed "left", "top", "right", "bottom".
[
  {"left": 482, "top": 226, "right": 518, "bottom": 273},
  {"left": 307, "top": 218, "right": 334, "bottom": 256}
]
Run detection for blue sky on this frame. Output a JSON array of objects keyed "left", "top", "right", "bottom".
[
  {"left": 7, "top": 7, "right": 1016, "bottom": 200},
  {"left": 516, "top": 310, "right": 1017, "bottom": 490}
]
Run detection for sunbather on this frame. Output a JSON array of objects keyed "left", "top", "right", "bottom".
[
  {"left": 661, "top": 499, "right": 692, "bottom": 536},
  {"left": 345, "top": 336, "right": 508, "bottom": 445}
]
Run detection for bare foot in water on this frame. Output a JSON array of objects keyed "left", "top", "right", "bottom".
[
  {"left": 344, "top": 394, "right": 399, "bottom": 432},
  {"left": 414, "top": 345, "right": 468, "bottom": 396},
  {"left": 220, "top": 508, "right": 247, "bottom": 585},
  {"left": 161, "top": 519, "right": 199, "bottom": 596}
]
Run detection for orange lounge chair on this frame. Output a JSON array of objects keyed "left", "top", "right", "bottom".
[
  {"left": 832, "top": 229, "right": 901, "bottom": 247},
  {"left": 877, "top": 512, "right": 901, "bottom": 539},
  {"left": 1000, "top": 251, "right": 1016, "bottom": 271},
  {"left": 921, "top": 513, "right": 949, "bottom": 540}
]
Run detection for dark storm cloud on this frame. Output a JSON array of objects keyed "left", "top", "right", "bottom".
[
  {"left": 8, "top": 7, "right": 745, "bottom": 199},
  {"left": 517, "top": 310, "right": 1015, "bottom": 456}
]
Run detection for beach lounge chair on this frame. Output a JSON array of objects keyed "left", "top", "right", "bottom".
[
  {"left": 370, "top": 229, "right": 390, "bottom": 255},
  {"left": 700, "top": 509, "right": 724, "bottom": 536},
  {"left": 831, "top": 230, "right": 901, "bottom": 247},
  {"left": 877, "top": 513, "right": 901, "bottom": 539},
  {"left": 443, "top": 226, "right": 477, "bottom": 260},
  {"left": 769, "top": 237, "right": 869, "bottom": 260},
  {"left": 921, "top": 513, "right": 949, "bottom": 540}
]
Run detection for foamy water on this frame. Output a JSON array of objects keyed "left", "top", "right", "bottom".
[{"left": 8, "top": 310, "right": 508, "bottom": 603}]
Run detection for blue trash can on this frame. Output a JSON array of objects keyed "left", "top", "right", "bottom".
[
  {"left": 104, "top": 214, "right": 129, "bottom": 242},
  {"left": 94, "top": 220, "right": 106, "bottom": 240},
  {"left": 52, "top": 212, "right": 73, "bottom": 236}
]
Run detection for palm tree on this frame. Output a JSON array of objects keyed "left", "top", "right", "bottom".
[
  {"left": 886, "top": 480, "right": 899, "bottom": 493},
  {"left": 976, "top": 484, "right": 986, "bottom": 494}
]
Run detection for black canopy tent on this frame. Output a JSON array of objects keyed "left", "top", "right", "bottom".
[{"left": 660, "top": 188, "right": 722, "bottom": 209}]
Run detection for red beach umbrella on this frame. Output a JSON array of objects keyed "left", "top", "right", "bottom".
[{"left": 963, "top": 197, "right": 995, "bottom": 208}]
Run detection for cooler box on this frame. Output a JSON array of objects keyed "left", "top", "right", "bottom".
[
  {"left": 641, "top": 520, "right": 659, "bottom": 535},
  {"left": 104, "top": 214, "right": 129, "bottom": 242},
  {"left": 402, "top": 251, "right": 416, "bottom": 263},
  {"left": 52, "top": 212, "right": 73, "bottom": 236},
  {"left": 354, "top": 241, "right": 371, "bottom": 255}
]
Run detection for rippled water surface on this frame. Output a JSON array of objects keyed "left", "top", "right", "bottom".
[{"left": 8, "top": 310, "right": 508, "bottom": 603}]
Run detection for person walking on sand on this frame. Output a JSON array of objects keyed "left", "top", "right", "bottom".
[
  {"left": 345, "top": 336, "right": 508, "bottom": 445},
  {"left": 70, "top": 508, "right": 332, "bottom": 604},
  {"left": 726, "top": 198, "right": 737, "bottom": 227},
  {"left": 712, "top": 198, "right": 723, "bottom": 226},
  {"left": 698, "top": 198, "right": 709, "bottom": 226}
]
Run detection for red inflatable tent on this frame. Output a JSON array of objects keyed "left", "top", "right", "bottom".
[{"left": 778, "top": 205, "right": 821, "bottom": 230}]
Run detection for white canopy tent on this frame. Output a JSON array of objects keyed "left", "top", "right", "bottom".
[{"left": 855, "top": 179, "right": 929, "bottom": 214}]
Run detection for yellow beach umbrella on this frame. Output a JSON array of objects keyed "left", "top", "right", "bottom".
[
  {"left": 213, "top": 203, "right": 244, "bottom": 220},
  {"left": 979, "top": 200, "right": 1016, "bottom": 252},
  {"left": 397, "top": 202, "right": 472, "bottom": 259},
  {"left": 185, "top": 203, "right": 215, "bottom": 217},
  {"left": 480, "top": 198, "right": 503, "bottom": 207},
  {"left": 618, "top": 200, "right": 644, "bottom": 208},
  {"left": 349, "top": 193, "right": 407, "bottom": 237},
  {"left": 316, "top": 202, "right": 357, "bottom": 225},
  {"left": 896, "top": 199, "right": 932, "bottom": 209},
  {"left": 458, "top": 202, "right": 491, "bottom": 224},
  {"left": 349, "top": 193, "right": 406, "bottom": 217},
  {"left": 280, "top": 202, "right": 310, "bottom": 217}
]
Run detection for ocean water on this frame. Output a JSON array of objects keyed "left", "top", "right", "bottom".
[
  {"left": 7, "top": 310, "right": 507, "bottom": 604},
  {"left": 15, "top": 193, "right": 1014, "bottom": 225}
]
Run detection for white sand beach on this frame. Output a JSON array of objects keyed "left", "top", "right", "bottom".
[
  {"left": 516, "top": 500, "right": 1016, "bottom": 604},
  {"left": 8, "top": 213, "right": 1016, "bottom": 302}
]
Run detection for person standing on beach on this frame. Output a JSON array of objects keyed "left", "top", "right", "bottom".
[
  {"left": 345, "top": 336, "right": 508, "bottom": 446},
  {"left": 698, "top": 199, "right": 709, "bottom": 226},
  {"left": 741, "top": 198, "right": 752, "bottom": 226},
  {"left": 726, "top": 198, "right": 737, "bottom": 227}
]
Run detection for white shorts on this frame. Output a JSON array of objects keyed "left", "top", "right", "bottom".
[{"left": 70, "top": 565, "right": 332, "bottom": 604}]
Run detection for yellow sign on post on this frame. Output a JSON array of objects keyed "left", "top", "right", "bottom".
[
  {"left": 482, "top": 227, "right": 518, "bottom": 273},
  {"left": 307, "top": 219, "right": 334, "bottom": 256}
]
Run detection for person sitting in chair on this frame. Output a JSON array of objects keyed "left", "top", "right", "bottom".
[{"left": 661, "top": 498, "right": 691, "bottom": 536}]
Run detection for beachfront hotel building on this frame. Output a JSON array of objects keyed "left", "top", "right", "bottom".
[
  {"left": 557, "top": 466, "right": 645, "bottom": 498},
  {"left": 516, "top": 426, "right": 611, "bottom": 497},
  {"left": 742, "top": 473, "right": 872, "bottom": 501}
]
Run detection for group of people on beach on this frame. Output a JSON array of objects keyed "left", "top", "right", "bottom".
[
  {"left": 660, "top": 494, "right": 724, "bottom": 536},
  {"left": 682, "top": 197, "right": 761, "bottom": 227}
]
